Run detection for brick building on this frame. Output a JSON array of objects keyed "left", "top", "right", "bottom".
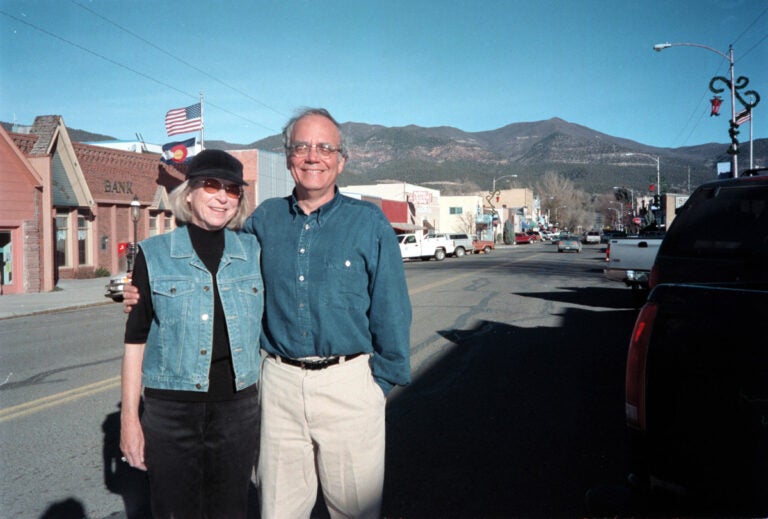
[{"left": 1, "top": 115, "right": 290, "bottom": 294}]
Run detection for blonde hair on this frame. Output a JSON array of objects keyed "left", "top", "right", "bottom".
[{"left": 168, "top": 180, "right": 251, "bottom": 230}]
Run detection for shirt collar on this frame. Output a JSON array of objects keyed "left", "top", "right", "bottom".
[{"left": 289, "top": 186, "right": 342, "bottom": 227}]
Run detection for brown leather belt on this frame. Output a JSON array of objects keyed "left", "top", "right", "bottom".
[{"left": 269, "top": 352, "right": 364, "bottom": 370}]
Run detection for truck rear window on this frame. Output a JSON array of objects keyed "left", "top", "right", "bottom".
[{"left": 661, "top": 184, "right": 768, "bottom": 258}]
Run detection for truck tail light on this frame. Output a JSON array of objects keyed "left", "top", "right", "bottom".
[
  {"left": 626, "top": 302, "right": 658, "bottom": 431},
  {"left": 605, "top": 243, "right": 611, "bottom": 262}
]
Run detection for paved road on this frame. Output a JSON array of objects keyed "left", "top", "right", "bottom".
[{"left": 2, "top": 243, "right": 643, "bottom": 518}]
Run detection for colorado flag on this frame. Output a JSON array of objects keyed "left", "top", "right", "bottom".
[{"left": 161, "top": 137, "right": 199, "bottom": 164}]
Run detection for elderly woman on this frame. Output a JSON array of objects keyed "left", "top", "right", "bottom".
[{"left": 120, "top": 149, "right": 263, "bottom": 519}]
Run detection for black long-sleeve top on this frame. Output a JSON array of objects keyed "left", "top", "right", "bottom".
[{"left": 124, "top": 224, "right": 256, "bottom": 402}]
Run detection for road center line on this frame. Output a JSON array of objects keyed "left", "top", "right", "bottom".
[{"left": 0, "top": 376, "right": 121, "bottom": 423}]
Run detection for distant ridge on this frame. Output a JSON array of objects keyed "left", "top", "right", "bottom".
[{"left": 4, "top": 119, "right": 765, "bottom": 194}]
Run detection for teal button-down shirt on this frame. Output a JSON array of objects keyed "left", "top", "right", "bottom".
[{"left": 243, "top": 190, "right": 411, "bottom": 394}]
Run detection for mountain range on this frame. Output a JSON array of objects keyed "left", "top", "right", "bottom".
[{"left": 5, "top": 118, "right": 765, "bottom": 195}]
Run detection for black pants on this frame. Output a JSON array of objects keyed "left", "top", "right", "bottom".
[{"left": 141, "top": 394, "right": 259, "bottom": 519}]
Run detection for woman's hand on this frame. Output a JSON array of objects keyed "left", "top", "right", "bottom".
[{"left": 120, "top": 417, "right": 147, "bottom": 471}]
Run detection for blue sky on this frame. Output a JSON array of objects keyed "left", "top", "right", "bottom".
[{"left": 1, "top": 0, "right": 766, "bottom": 150}]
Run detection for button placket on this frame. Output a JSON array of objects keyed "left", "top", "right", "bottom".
[{"left": 296, "top": 217, "right": 313, "bottom": 341}]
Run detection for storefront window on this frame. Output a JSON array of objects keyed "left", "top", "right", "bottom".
[
  {"left": 149, "top": 213, "right": 159, "bottom": 237},
  {"left": 0, "top": 231, "right": 11, "bottom": 289},
  {"left": 56, "top": 210, "right": 69, "bottom": 268},
  {"left": 77, "top": 210, "right": 90, "bottom": 265}
]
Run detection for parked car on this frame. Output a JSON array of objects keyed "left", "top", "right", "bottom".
[
  {"left": 525, "top": 230, "right": 541, "bottom": 242},
  {"left": 514, "top": 232, "right": 535, "bottom": 245},
  {"left": 105, "top": 272, "right": 131, "bottom": 302},
  {"left": 556, "top": 234, "right": 582, "bottom": 253},
  {"left": 472, "top": 239, "right": 494, "bottom": 254},
  {"left": 539, "top": 231, "right": 556, "bottom": 241},
  {"left": 582, "top": 230, "right": 601, "bottom": 244},
  {"left": 446, "top": 233, "right": 475, "bottom": 257},
  {"left": 398, "top": 232, "right": 449, "bottom": 261}
]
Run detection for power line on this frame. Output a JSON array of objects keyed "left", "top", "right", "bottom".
[
  {"left": 0, "top": 8, "right": 280, "bottom": 136},
  {"left": 668, "top": 7, "right": 767, "bottom": 148},
  {"left": 69, "top": 0, "right": 289, "bottom": 121},
  {"left": 733, "top": 5, "right": 768, "bottom": 46}
]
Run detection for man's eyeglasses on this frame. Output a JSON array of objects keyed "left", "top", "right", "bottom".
[
  {"left": 196, "top": 178, "right": 242, "bottom": 199},
  {"left": 287, "top": 142, "right": 343, "bottom": 159}
]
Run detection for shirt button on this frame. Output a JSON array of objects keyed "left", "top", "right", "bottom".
[
  {"left": 299, "top": 302, "right": 305, "bottom": 308},
  {"left": 203, "top": 286, "right": 210, "bottom": 292},
  {"left": 200, "top": 349, "right": 207, "bottom": 355},
  {"left": 345, "top": 260, "right": 351, "bottom": 267},
  {"left": 299, "top": 248, "right": 305, "bottom": 254},
  {"left": 299, "top": 275, "right": 305, "bottom": 282},
  {"left": 196, "top": 383, "right": 202, "bottom": 389},
  {"left": 201, "top": 314, "right": 210, "bottom": 321},
  {"left": 304, "top": 224, "right": 310, "bottom": 230}
]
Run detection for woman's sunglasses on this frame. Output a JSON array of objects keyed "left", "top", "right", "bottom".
[{"left": 197, "top": 178, "right": 242, "bottom": 199}]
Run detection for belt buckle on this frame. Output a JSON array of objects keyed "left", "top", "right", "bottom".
[{"left": 301, "top": 359, "right": 324, "bottom": 370}]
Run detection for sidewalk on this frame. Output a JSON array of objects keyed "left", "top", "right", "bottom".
[{"left": 0, "top": 277, "right": 115, "bottom": 320}]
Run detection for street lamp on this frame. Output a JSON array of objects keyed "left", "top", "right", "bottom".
[
  {"left": 129, "top": 195, "right": 140, "bottom": 272},
  {"left": 609, "top": 201, "right": 624, "bottom": 230},
  {"left": 608, "top": 207, "right": 622, "bottom": 231},
  {"left": 654, "top": 41, "right": 760, "bottom": 177},
  {"left": 492, "top": 174, "right": 518, "bottom": 192},
  {"left": 554, "top": 206, "right": 566, "bottom": 228},
  {"left": 624, "top": 153, "right": 660, "bottom": 197},
  {"left": 487, "top": 175, "right": 519, "bottom": 243},
  {"left": 613, "top": 186, "right": 636, "bottom": 216}
]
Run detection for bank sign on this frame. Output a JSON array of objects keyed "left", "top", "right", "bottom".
[{"left": 104, "top": 181, "right": 134, "bottom": 194}]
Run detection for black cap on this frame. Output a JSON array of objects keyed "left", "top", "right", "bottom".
[{"left": 186, "top": 149, "right": 247, "bottom": 186}]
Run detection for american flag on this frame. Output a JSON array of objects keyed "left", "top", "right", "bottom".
[
  {"left": 735, "top": 109, "right": 752, "bottom": 126},
  {"left": 165, "top": 103, "right": 203, "bottom": 136}
]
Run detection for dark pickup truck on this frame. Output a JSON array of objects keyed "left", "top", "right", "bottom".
[{"left": 624, "top": 172, "right": 768, "bottom": 515}]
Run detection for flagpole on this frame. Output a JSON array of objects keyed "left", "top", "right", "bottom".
[
  {"left": 199, "top": 92, "right": 205, "bottom": 150},
  {"left": 749, "top": 113, "right": 754, "bottom": 169}
]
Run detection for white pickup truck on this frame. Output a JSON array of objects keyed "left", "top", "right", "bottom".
[
  {"left": 604, "top": 232, "right": 665, "bottom": 301},
  {"left": 397, "top": 232, "right": 451, "bottom": 261}
]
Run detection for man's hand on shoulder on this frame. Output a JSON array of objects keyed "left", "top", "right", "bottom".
[{"left": 123, "top": 282, "right": 140, "bottom": 313}]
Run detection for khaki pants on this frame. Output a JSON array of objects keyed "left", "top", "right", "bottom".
[{"left": 257, "top": 353, "right": 386, "bottom": 519}]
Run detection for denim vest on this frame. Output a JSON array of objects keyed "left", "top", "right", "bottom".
[{"left": 139, "top": 226, "right": 263, "bottom": 392}]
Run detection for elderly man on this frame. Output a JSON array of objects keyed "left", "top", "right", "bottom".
[{"left": 243, "top": 108, "right": 411, "bottom": 518}]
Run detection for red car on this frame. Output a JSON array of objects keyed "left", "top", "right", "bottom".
[{"left": 514, "top": 232, "right": 534, "bottom": 245}]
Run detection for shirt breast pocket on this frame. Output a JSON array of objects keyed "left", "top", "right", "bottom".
[{"left": 321, "top": 257, "right": 369, "bottom": 310}]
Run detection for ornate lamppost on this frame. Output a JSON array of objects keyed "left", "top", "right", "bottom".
[
  {"left": 654, "top": 42, "right": 760, "bottom": 177},
  {"left": 128, "top": 195, "right": 140, "bottom": 272},
  {"left": 487, "top": 174, "right": 518, "bottom": 242}
]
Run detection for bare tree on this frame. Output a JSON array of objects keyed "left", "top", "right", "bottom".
[
  {"left": 536, "top": 171, "right": 592, "bottom": 230},
  {"left": 456, "top": 212, "right": 476, "bottom": 235}
]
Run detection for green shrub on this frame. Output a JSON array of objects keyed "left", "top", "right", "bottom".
[{"left": 94, "top": 267, "right": 111, "bottom": 278}]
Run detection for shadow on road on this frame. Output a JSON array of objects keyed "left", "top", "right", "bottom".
[{"left": 383, "top": 285, "right": 639, "bottom": 517}]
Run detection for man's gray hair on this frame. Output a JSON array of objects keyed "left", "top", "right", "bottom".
[
  {"left": 168, "top": 180, "right": 251, "bottom": 230},
  {"left": 282, "top": 107, "right": 348, "bottom": 160}
]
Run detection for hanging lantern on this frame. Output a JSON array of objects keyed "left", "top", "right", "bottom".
[{"left": 710, "top": 95, "right": 723, "bottom": 117}]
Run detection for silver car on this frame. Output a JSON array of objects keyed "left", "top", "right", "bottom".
[{"left": 105, "top": 272, "right": 130, "bottom": 302}]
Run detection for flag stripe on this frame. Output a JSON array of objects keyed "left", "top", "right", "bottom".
[
  {"left": 735, "top": 109, "right": 751, "bottom": 126},
  {"left": 165, "top": 103, "right": 203, "bottom": 136}
]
